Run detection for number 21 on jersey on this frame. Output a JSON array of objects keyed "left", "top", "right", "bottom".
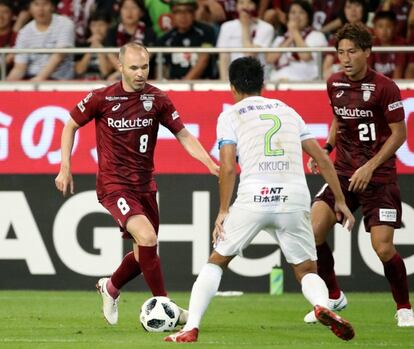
[
  {"left": 260, "top": 114, "right": 284, "bottom": 156},
  {"left": 358, "top": 123, "right": 376, "bottom": 141}
]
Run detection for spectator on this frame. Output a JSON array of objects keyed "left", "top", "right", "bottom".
[
  {"left": 216, "top": 0, "right": 237, "bottom": 21},
  {"left": 216, "top": 0, "right": 274, "bottom": 80},
  {"left": 56, "top": 0, "right": 103, "bottom": 46},
  {"left": 105, "top": 0, "right": 156, "bottom": 80},
  {"left": 144, "top": 0, "right": 173, "bottom": 37},
  {"left": 377, "top": 0, "right": 414, "bottom": 39},
  {"left": 75, "top": 10, "right": 112, "bottom": 79},
  {"left": 259, "top": 0, "right": 292, "bottom": 36},
  {"left": 158, "top": 0, "right": 217, "bottom": 79},
  {"left": 12, "top": 0, "right": 31, "bottom": 32},
  {"left": 7, "top": 0, "right": 75, "bottom": 81},
  {"left": 266, "top": 0, "right": 327, "bottom": 82},
  {"left": 370, "top": 11, "right": 406, "bottom": 79},
  {"left": 195, "top": 0, "right": 226, "bottom": 27},
  {"left": 312, "top": 0, "right": 345, "bottom": 33},
  {"left": 319, "top": 0, "right": 368, "bottom": 40},
  {"left": 0, "top": 0, "right": 16, "bottom": 72},
  {"left": 322, "top": 0, "right": 369, "bottom": 80}
]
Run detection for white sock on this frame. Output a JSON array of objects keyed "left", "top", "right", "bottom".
[
  {"left": 183, "top": 263, "right": 223, "bottom": 331},
  {"left": 301, "top": 273, "right": 329, "bottom": 308}
]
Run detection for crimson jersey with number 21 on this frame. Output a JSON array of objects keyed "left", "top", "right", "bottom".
[{"left": 327, "top": 69, "right": 405, "bottom": 183}]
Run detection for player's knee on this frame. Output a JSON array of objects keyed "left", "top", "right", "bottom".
[
  {"left": 373, "top": 243, "right": 395, "bottom": 261},
  {"left": 135, "top": 230, "right": 157, "bottom": 246}
]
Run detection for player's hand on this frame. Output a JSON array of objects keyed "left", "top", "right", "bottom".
[
  {"left": 348, "top": 164, "right": 373, "bottom": 192},
  {"left": 334, "top": 201, "right": 355, "bottom": 232},
  {"left": 212, "top": 211, "right": 228, "bottom": 245},
  {"left": 55, "top": 169, "right": 74, "bottom": 197},
  {"left": 307, "top": 157, "right": 319, "bottom": 174}
]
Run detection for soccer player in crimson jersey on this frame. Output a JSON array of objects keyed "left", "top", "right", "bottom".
[
  {"left": 306, "top": 23, "right": 414, "bottom": 327},
  {"left": 55, "top": 42, "right": 219, "bottom": 326}
]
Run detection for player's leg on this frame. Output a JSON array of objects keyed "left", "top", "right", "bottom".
[
  {"left": 311, "top": 201, "right": 341, "bottom": 299},
  {"left": 165, "top": 207, "right": 265, "bottom": 342},
  {"left": 164, "top": 251, "right": 234, "bottom": 342},
  {"left": 279, "top": 211, "right": 354, "bottom": 340},
  {"left": 362, "top": 181, "right": 413, "bottom": 326},
  {"left": 104, "top": 244, "right": 142, "bottom": 299},
  {"left": 370, "top": 225, "right": 414, "bottom": 326},
  {"left": 126, "top": 214, "right": 167, "bottom": 297}
]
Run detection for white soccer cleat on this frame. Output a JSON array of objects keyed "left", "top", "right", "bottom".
[
  {"left": 304, "top": 291, "right": 348, "bottom": 324},
  {"left": 96, "top": 278, "right": 119, "bottom": 325},
  {"left": 396, "top": 308, "right": 414, "bottom": 327},
  {"left": 177, "top": 306, "right": 189, "bottom": 326}
]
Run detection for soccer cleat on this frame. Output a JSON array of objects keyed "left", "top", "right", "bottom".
[
  {"left": 304, "top": 291, "right": 348, "bottom": 323},
  {"left": 96, "top": 278, "right": 119, "bottom": 325},
  {"left": 396, "top": 308, "right": 414, "bottom": 327},
  {"left": 314, "top": 305, "right": 355, "bottom": 341},
  {"left": 164, "top": 328, "right": 199, "bottom": 342}
]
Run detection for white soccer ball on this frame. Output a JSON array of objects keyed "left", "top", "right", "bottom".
[{"left": 140, "top": 296, "right": 180, "bottom": 332}]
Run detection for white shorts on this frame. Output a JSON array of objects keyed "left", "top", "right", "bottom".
[{"left": 214, "top": 206, "right": 317, "bottom": 265}]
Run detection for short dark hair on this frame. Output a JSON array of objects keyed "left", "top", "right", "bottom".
[
  {"left": 335, "top": 23, "right": 372, "bottom": 50},
  {"left": 288, "top": 0, "right": 313, "bottom": 26},
  {"left": 0, "top": 0, "right": 14, "bottom": 11},
  {"left": 373, "top": 10, "right": 397, "bottom": 25},
  {"left": 339, "top": 0, "right": 369, "bottom": 24},
  {"left": 89, "top": 10, "right": 111, "bottom": 24},
  {"left": 229, "top": 57, "right": 264, "bottom": 95}
]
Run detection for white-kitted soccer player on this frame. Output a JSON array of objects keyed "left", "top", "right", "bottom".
[{"left": 165, "top": 56, "right": 356, "bottom": 343}]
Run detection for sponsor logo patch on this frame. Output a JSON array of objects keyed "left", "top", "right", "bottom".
[
  {"left": 388, "top": 101, "right": 403, "bottom": 111},
  {"left": 172, "top": 111, "right": 180, "bottom": 120},
  {"left": 336, "top": 90, "right": 344, "bottom": 98},
  {"left": 379, "top": 208, "right": 397, "bottom": 222},
  {"left": 332, "top": 82, "right": 350, "bottom": 87},
  {"left": 112, "top": 103, "right": 121, "bottom": 111}
]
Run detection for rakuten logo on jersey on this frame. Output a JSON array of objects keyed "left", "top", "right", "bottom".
[
  {"left": 334, "top": 106, "right": 373, "bottom": 119},
  {"left": 107, "top": 117, "right": 153, "bottom": 131}
]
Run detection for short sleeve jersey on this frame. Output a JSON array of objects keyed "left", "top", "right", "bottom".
[
  {"left": 70, "top": 82, "right": 185, "bottom": 199},
  {"left": 217, "top": 96, "right": 314, "bottom": 213},
  {"left": 327, "top": 69, "right": 405, "bottom": 183}
]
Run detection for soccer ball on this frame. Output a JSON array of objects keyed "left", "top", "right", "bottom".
[{"left": 140, "top": 296, "right": 180, "bottom": 332}]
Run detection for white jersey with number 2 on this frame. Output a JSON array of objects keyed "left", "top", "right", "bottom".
[{"left": 217, "top": 96, "right": 314, "bottom": 213}]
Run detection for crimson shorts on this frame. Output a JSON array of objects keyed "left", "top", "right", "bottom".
[
  {"left": 314, "top": 176, "right": 402, "bottom": 232},
  {"left": 100, "top": 190, "right": 159, "bottom": 239}
]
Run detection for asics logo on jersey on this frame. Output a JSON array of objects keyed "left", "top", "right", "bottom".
[
  {"left": 112, "top": 103, "right": 121, "bottom": 111},
  {"left": 336, "top": 90, "right": 344, "bottom": 98},
  {"left": 334, "top": 106, "right": 373, "bottom": 119},
  {"left": 107, "top": 117, "right": 153, "bottom": 131}
]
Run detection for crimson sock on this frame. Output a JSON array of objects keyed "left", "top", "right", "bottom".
[
  {"left": 317, "top": 242, "right": 341, "bottom": 299},
  {"left": 108, "top": 251, "right": 142, "bottom": 298},
  {"left": 383, "top": 253, "right": 412, "bottom": 310},
  {"left": 138, "top": 245, "right": 167, "bottom": 297}
]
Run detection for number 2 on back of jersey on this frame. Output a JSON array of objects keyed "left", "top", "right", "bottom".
[
  {"left": 358, "top": 123, "right": 376, "bottom": 141},
  {"left": 260, "top": 114, "right": 284, "bottom": 156}
]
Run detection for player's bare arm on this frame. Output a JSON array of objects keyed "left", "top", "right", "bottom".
[
  {"left": 348, "top": 120, "right": 406, "bottom": 192},
  {"left": 213, "top": 144, "right": 237, "bottom": 244},
  {"left": 175, "top": 128, "right": 220, "bottom": 176},
  {"left": 307, "top": 117, "right": 338, "bottom": 174},
  {"left": 302, "top": 138, "right": 355, "bottom": 231},
  {"left": 55, "top": 118, "right": 80, "bottom": 197}
]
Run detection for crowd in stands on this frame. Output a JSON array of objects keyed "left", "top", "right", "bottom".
[{"left": 1, "top": 0, "right": 414, "bottom": 81}]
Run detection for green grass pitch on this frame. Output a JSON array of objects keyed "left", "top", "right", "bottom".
[{"left": 1, "top": 291, "right": 413, "bottom": 349}]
